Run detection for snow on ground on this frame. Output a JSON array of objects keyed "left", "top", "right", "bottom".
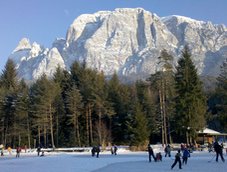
[{"left": 0, "top": 148, "right": 226, "bottom": 172}]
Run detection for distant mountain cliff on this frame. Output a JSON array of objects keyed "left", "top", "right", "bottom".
[{"left": 9, "top": 8, "right": 227, "bottom": 81}]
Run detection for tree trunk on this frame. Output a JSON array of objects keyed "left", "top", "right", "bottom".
[
  {"left": 162, "top": 83, "right": 168, "bottom": 145},
  {"left": 56, "top": 113, "right": 59, "bottom": 148},
  {"left": 18, "top": 134, "right": 21, "bottom": 146},
  {"left": 75, "top": 113, "right": 81, "bottom": 146},
  {"left": 88, "top": 103, "right": 93, "bottom": 144},
  {"left": 44, "top": 126, "right": 46, "bottom": 147},
  {"left": 49, "top": 104, "right": 55, "bottom": 149},
  {"left": 85, "top": 106, "right": 89, "bottom": 146},
  {"left": 98, "top": 109, "right": 102, "bottom": 144},
  {"left": 38, "top": 126, "right": 41, "bottom": 146},
  {"left": 26, "top": 117, "right": 31, "bottom": 148},
  {"left": 159, "top": 89, "right": 164, "bottom": 146}
]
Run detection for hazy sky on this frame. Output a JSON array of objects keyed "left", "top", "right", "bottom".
[{"left": 0, "top": 0, "right": 227, "bottom": 71}]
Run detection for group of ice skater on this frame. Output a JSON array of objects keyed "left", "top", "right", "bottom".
[{"left": 147, "top": 141, "right": 225, "bottom": 170}]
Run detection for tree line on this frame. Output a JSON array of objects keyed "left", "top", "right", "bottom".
[{"left": 0, "top": 46, "right": 226, "bottom": 149}]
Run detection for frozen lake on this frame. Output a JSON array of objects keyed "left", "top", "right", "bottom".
[{"left": 0, "top": 150, "right": 226, "bottom": 172}]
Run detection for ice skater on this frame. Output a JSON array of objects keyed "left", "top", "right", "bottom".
[
  {"left": 148, "top": 144, "right": 156, "bottom": 162},
  {"left": 213, "top": 141, "right": 225, "bottom": 162},
  {"left": 171, "top": 150, "right": 182, "bottom": 170},
  {"left": 164, "top": 144, "right": 171, "bottom": 157},
  {"left": 16, "top": 146, "right": 21, "bottom": 158},
  {"left": 182, "top": 148, "right": 190, "bottom": 165}
]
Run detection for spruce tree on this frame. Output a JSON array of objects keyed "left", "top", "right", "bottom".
[
  {"left": 0, "top": 59, "right": 19, "bottom": 146},
  {"left": 14, "top": 79, "right": 31, "bottom": 148},
  {"left": 0, "top": 59, "right": 18, "bottom": 93},
  {"left": 65, "top": 84, "right": 83, "bottom": 146},
  {"left": 92, "top": 72, "right": 114, "bottom": 146},
  {"left": 174, "top": 46, "right": 206, "bottom": 143},
  {"left": 107, "top": 73, "right": 131, "bottom": 144},
  {"left": 135, "top": 80, "right": 158, "bottom": 143},
  {"left": 147, "top": 49, "right": 175, "bottom": 145},
  {"left": 214, "top": 59, "right": 227, "bottom": 131},
  {"left": 70, "top": 62, "right": 98, "bottom": 145},
  {"left": 52, "top": 66, "right": 69, "bottom": 147},
  {"left": 30, "top": 74, "right": 59, "bottom": 148},
  {"left": 127, "top": 100, "right": 149, "bottom": 147}
]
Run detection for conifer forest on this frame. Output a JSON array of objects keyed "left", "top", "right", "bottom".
[{"left": 0, "top": 46, "right": 226, "bottom": 149}]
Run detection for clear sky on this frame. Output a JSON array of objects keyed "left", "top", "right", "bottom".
[{"left": 0, "top": 0, "right": 227, "bottom": 71}]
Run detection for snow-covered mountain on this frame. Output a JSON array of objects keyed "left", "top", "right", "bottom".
[{"left": 9, "top": 8, "right": 227, "bottom": 81}]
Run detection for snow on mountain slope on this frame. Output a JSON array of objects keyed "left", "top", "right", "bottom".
[
  {"left": 9, "top": 39, "right": 65, "bottom": 81},
  {"left": 9, "top": 8, "right": 227, "bottom": 81}
]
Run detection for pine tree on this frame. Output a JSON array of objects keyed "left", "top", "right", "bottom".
[
  {"left": 92, "top": 72, "right": 115, "bottom": 146},
  {"left": 107, "top": 73, "right": 131, "bottom": 144},
  {"left": 30, "top": 74, "right": 59, "bottom": 148},
  {"left": 70, "top": 62, "right": 97, "bottom": 145},
  {"left": 52, "top": 66, "right": 69, "bottom": 147},
  {"left": 174, "top": 46, "right": 206, "bottom": 144},
  {"left": 135, "top": 80, "right": 158, "bottom": 143},
  {"left": 147, "top": 50, "right": 175, "bottom": 145},
  {"left": 0, "top": 59, "right": 19, "bottom": 146},
  {"left": 14, "top": 79, "right": 31, "bottom": 148},
  {"left": 127, "top": 100, "right": 149, "bottom": 147},
  {"left": 213, "top": 59, "right": 227, "bottom": 131},
  {"left": 0, "top": 59, "right": 18, "bottom": 93},
  {"left": 65, "top": 84, "right": 83, "bottom": 146}
]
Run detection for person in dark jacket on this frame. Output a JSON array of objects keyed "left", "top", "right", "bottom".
[
  {"left": 148, "top": 144, "right": 156, "bottom": 162},
  {"left": 16, "top": 146, "right": 21, "bottom": 158},
  {"left": 171, "top": 150, "right": 182, "bottom": 169},
  {"left": 182, "top": 148, "right": 190, "bottom": 165},
  {"left": 37, "top": 146, "right": 41, "bottom": 156},
  {"left": 91, "top": 146, "right": 96, "bottom": 157},
  {"left": 96, "top": 145, "right": 101, "bottom": 158},
  {"left": 164, "top": 144, "right": 171, "bottom": 157},
  {"left": 213, "top": 141, "right": 225, "bottom": 162},
  {"left": 113, "top": 145, "right": 118, "bottom": 155}
]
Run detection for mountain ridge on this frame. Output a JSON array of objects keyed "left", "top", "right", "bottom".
[{"left": 9, "top": 8, "right": 227, "bottom": 81}]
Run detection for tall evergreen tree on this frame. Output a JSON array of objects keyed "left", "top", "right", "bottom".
[
  {"left": 135, "top": 80, "right": 158, "bottom": 143},
  {"left": 147, "top": 50, "right": 175, "bottom": 145},
  {"left": 0, "top": 59, "right": 19, "bottom": 146},
  {"left": 65, "top": 84, "right": 83, "bottom": 146},
  {"left": 52, "top": 66, "right": 69, "bottom": 147},
  {"left": 107, "top": 73, "right": 131, "bottom": 144},
  {"left": 174, "top": 46, "right": 206, "bottom": 144},
  {"left": 14, "top": 79, "right": 31, "bottom": 148},
  {"left": 30, "top": 74, "right": 59, "bottom": 148},
  {"left": 70, "top": 62, "right": 98, "bottom": 145},
  {"left": 213, "top": 58, "right": 227, "bottom": 131},
  {"left": 127, "top": 98, "right": 149, "bottom": 147},
  {"left": 91, "top": 72, "right": 115, "bottom": 146},
  {"left": 0, "top": 59, "right": 18, "bottom": 93}
]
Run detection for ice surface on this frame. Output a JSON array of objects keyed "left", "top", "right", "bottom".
[{"left": 0, "top": 149, "right": 226, "bottom": 172}]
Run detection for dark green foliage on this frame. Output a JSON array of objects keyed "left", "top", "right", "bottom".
[
  {"left": 2, "top": 48, "right": 223, "bottom": 147},
  {"left": 146, "top": 50, "right": 175, "bottom": 144},
  {"left": 135, "top": 81, "right": 158, "bottom": 138},
  {"left": 0, "top": 59, "right": 21, "bottom": 147},
  {"left": 174, "top": 46, "right": 206, "bottom": 142},
  {"left": 208, "top": 59, "right": 227, "bottom": 132},
  {"left": 29, "top": 74, "right": 60, "bottom": 148},
  {"left": 65, "top": 84, "right": 83, "bottom": 146},
  {"left": 0, "top": 59, "right": 18, "bottom": 93},
  {"left": 127, "top": 100, "right": 149, "bottom": 146},
  {"left": 107, "top": 73, "right": 132, "bottom": 144}
]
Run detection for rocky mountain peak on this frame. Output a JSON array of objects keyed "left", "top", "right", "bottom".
[
  {"left": 13, "top": 38, "right": 31, "bottom": 52},
  {"left": 8, "top": 8, "right": 227, "bottom": 82}
]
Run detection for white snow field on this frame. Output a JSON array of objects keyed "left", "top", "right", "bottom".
[{"left": 0, "top": 148, "right": 226, "bottom": 172}]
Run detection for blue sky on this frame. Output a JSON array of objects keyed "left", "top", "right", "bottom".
[{"left": 0, "top": 0, "right": 227, "bottom": 71}]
